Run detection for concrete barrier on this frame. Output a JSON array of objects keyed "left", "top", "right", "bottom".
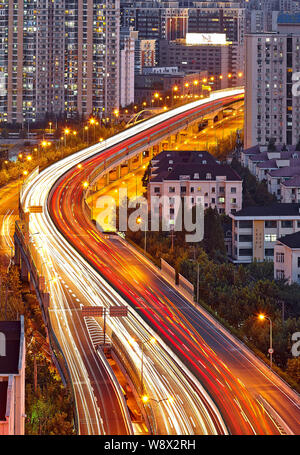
[
  {"left": 161, "top": 258, "right": 176, "bottom": 285},
  {"left": 178, "top": 273, "right": 194, "bottom": 301}
]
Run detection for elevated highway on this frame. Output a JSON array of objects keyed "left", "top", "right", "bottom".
[
  {"left": 17, "top": 87, "right": 300, "bottom": 435},
  {"left": 16, "top": 89, "right": 247, "bottom": 435}
]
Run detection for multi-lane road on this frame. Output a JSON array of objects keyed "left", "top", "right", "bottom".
[{"left": 21, "top": 88, "right": 300, "bottom": 434}]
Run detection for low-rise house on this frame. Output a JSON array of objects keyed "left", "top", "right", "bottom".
[
  {"left": 274, "top": 231, "right": 300, "bottom": 283},
  {"left": 148, "top": 151, "right": 243, "bottom": 224},
  {"left": 230, "top": 204, "right": 300, "bottom": 263},
  {"left": 281, "top": 175, "right": 300, "bottom": 203},
  {"left": 0, "top": 317, "right": 25, "bottom": 435},
  {"left": 267, "top": 166, "right": 300, "bottom": 199}
]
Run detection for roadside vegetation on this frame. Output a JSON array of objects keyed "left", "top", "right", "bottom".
[
  {"left": 0, "top": 122, "right": 126, "bottom": 188},
  {"left": 0, "top": 265, "right": 75, "bottom": 434}
]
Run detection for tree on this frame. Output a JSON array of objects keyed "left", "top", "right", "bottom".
[
  {"left": 202, "top": 207, "right": 226, "bottom": 259},
  {"left": 286, "top": 358, "right": 300, "bottom": 384},
  {"left": 48, "top": 412, "right": 74, "bottom": 435}
]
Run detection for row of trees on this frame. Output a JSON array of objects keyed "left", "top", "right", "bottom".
[
  {"left": 0, "top": 265, "right": 75, "bottom": 434},
  {"left": 0, "top": 122, "right": 126, "bottom": 188}
]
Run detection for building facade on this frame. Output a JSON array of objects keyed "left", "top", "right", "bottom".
[
  {"left": 274, "top": 231, "right": 300, "bottom": 283},
  {"left": 0, "top": 317, "right": 25, "bottom": 435},
  {"left": 245, "top": 14, "right": 300, "bottom": 149},
  {"left": 0, "top": 0, "right": 120, "bottom": 124},
  {"left": 231, "top": 203, "right": 300, "bottom": 263},
  {"left": 148, "top": 150, "right": 243, "bottom": 223}
]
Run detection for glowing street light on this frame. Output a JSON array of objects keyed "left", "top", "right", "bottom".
[
  {"left": 128, "top": 336, "right": 156, "bottom": 394},
  {"left": 64, "top": 128, "right": 70, "bottom": 147},
  {"left": 83, "top": 181, "right": 89, "bottom": 189},
  {"left": 136, "top": 215, "right": 147, "bottom": 252},
  {"left": 258, "top": 313, "right": 273, "bottom": 369},
  {"left": 89, "top": 118, "right": 96, "bottom": 142}
]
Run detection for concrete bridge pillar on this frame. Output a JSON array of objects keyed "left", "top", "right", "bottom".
[
  {"left": 14, "top": 240, "right": 21, "bottom": 267},
  {"left": 20, "top": 257, "right": 29, "bottom": 282},
  {"left": 104, "top": 173, "right": 109, "bottom": 186},
  {"left": 29, "top": 275, "right": 35, "bottom": 292},
  {"left": 138, "top": 152, "right": 143, "bottom": 166},
  {"left": 39, "top": 276, "right": 45, "bottom": 293},
  {"left": 217, "top": 111, "right": 224, "bottom": 121}
]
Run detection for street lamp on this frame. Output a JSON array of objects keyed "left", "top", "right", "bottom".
[
  {"left": 64, "top": 128, "right": 70, "bottom": 147},
  {"left": 128, "top": 336, "right": 156, "bottom": 394},
  {"left": 84, "top": 125, "right": 89, "bottom": 143},
  {"left": 258, "top": 313, "right": 273, "bottom": 369},
  {"left": 136, "top": 216, "right": 147, "bottom": 252},
  {"left": 89, "top": 118, "right": 96, "bottom": 142}
]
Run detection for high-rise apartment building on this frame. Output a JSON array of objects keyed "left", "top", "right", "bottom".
[
  {"left": 65, "top": 0, "right": 120, "bottom": 121},
  {"left": 245, "top": 13, "right": 300, "bottom": 149},
  {"left": 120, "top": 28, "right": 135, "bottom": 106},
  {"left": 0, "top": 0, "right": 120, "bottom": 124}
]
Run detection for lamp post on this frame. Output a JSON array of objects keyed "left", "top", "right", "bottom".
[
  {"left": 64, "top": 128, "right": 70, "bottom": 147},
  {"left": 128, "top": 337, "right": 156, "bottom": 395},
  {"left": 89, "top": 118, "right": 96, "bottom": 143},
  {"left": 136, "top": 216, "right": 147, "bottom": 253},
  {"left": 140, "top": 338, "right": 156, "bottom": 394},
  {"left": 258, "top": 313, "right": 273, "bottom": 369}
]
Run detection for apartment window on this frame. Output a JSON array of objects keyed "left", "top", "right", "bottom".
[
  {"left": 298, "top": 257, "right": 300, "bottom": 268},
  {"left": 265, "top": 220, "right": 277, "bottom": 228},
  {"left": 265, "top": 249, "right": 274, "bottom": 257},
  {"left": 154, "top": 187, "right": 160, "bottom": 193},
  {"left": 231, "top": 187, "right": 236, "bottom": 193},
  {"left": 239, "top": 220, "right": 253, "bottom": 229},
  {"left": 191, "top": 187, "right": 194, "bottom": 193},
  {"left": 276, "top": 252, "right": 284, "bottom": 263},
  {"left": 276, "top": 270, "right": 285, "bottom": 280},
  {"left": 265, "top": 234, "right": 277, "bottom": 242},
  {"left": 231, "top": 198, "right": 236, "bottom": 204},
  {"left": 239, "top": 248, "right": 253, "bottom": 256},
  {"left": 219, "top": 197, "right": 225, "bottom": 203},
  {"left": 281, "top": 220, "right": 293, "bottom": 228},
  {"left": 181, "top": 186, "right": 187, "bottom": 193},
  {"left": 169, "top": 187, "right": 175, "bottom": 193},
  {"left": 239, "top": 235, "right": 252, "bottom": 242}
]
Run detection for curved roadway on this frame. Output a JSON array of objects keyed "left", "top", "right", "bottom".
[{"left": 21, "top": 88, "right": 300, "bottom": 435}]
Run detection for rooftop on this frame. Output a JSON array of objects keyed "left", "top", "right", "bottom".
[
  {"left": 281, "top": 175, "right": 300, "bottom": 187},
  {"left": 269, "top": 166, "right": 300, "bottom": 178},
  {"left": 150, "top": 150, "right": 241, "bottom": 182},
  {"left": 278, "top": 231, "right": 300, "bottom": 249},
  {"left": 233, "top": 203, "right": 300, "bottom": 218}
]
